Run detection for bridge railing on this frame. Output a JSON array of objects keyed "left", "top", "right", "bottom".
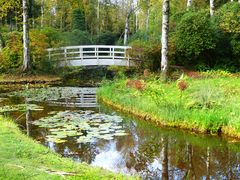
[{"left": 47, "top": 45, "right": 135, "bottom": 67}]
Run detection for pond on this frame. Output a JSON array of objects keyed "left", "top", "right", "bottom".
[{"left": 0, "top": 86, "right": 240, "bottom": 179}]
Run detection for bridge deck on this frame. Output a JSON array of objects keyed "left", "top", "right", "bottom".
[{"left": 47, "top": 45, "right": 136, "bottom": 67}]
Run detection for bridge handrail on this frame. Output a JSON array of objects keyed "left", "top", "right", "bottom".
[
  {"left": 46, "top": 45, "right": 139, "bottom": 67},
  {"left": 47, "top": 45, "right": 131, "bottom": 52}
]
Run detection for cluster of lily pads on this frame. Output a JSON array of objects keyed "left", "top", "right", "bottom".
[
  {"left": 0, "top": 104, "right": 44, "bottom": 113},
  {"left": 33, "top": 110, "right": 128, "bottom": 143}
]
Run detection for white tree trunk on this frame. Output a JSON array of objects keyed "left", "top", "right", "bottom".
[
  {"left": 41, "top": 0, "right": 44, "bottom": 28},
  {"left": 124, "top": 9, "right": 133, "bottom": 46},
  {"left": 161, "top": 137, "right": 168, "bottom": 180},
  {"left": 210, "top": 0, "right": 214, "bottom": 17},
  {"left": 123, "top": 16, "right": 129, "bottom": 45},
  {"left": 22, "top": 0, "right": 31, "bottom": 72},
  {"left": 187, "top": 0, "right": 193, "bottom": 10},
  {"left": 145, "top": 0, "right": 150, "bottom": 39},
  {"left": 161, "top": 0, "right": 169, "bottom": 78}
]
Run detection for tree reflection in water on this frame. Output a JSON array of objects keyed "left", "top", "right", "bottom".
[{"left": 7, "top": 89, "right": 240, "bottom": 179}]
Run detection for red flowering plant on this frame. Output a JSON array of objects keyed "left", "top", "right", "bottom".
[{"left": 177, "top": 75, "right": 188, "bottom": 104}]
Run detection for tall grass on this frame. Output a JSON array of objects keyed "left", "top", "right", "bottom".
[{"left": 98, "top": 76, "right": 240, "bottom": 136}]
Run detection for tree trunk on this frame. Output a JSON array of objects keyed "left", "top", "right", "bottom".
[
  {"left": 187, "top": 0, "right": 193, "bottom": 10},
  {"left": 41, "top": 0, "right": 44, "bottom": 29},
  {"left": 210, "top": 0, "right": 214, "bottom": 17},
  {"left": 29, "top": 0, "right": 35, "bottom": 28},
  {"left": 161, "top": 0, "right": 169, "bottom": 79},
  {"left": 145, "top": 0, "right": 150, "bottom": 39},
  {"left": 22, "top": 0, "right": 31, "bottom": 73},
  {"left": 124, "top": 9, "right": 132, "bottom": 46},
  {"left": 0, "top": 32, "right": 5, "bottom": 51},
  {"left": 161, "top": 136, "right": 168, "bottom": 180}
]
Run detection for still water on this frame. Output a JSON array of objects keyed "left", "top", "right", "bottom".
[{"left": 0, "top": 87, "right": 240, "bottom": 179}]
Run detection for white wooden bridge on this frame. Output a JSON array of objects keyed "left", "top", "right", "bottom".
[{"left": 47, "top": 45, "right": 136, "bottom": 67}]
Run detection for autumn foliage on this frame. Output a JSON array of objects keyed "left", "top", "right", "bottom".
[
  {"left": 126, "top": 79, "right": 145, "bottom": 91},
  {"left": 177, "top": 80, "right": 188, "bottom": 91}
]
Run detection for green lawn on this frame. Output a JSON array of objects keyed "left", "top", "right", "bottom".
[
  {"left": 98, "top": 74, "right": 240, "bottom": 138},
  {"left": 0, "top": 116, "right": 134, "bottom": 180}
]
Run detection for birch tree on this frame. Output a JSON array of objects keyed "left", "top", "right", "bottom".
[
  {"left": 22, "top": 0, "right": 31, "bottom": 72},
  {"left": 161, "top": 0, "right": 170, "bottom": 78},
  {"left": 41, "top": 0, "right": 44, "bottom": 28},
  {"left": 210, "top": 0, "right": 214, "bottom": 16},
  {"left": 187, "top": 0, "right": 193, "bottom": 9},
  {"left": 123, "top": 0, "right": 134, "bottom": 46},
  {"left": 145, "top": 0, "right": 150, "bottom": 39},
  {"left": 161, "top": 136, "right": 168, "bottom": 180}
]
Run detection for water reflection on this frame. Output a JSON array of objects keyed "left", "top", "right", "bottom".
[
  {"left": 46, "top": 87, "right": 98, "bottom": 108},
  {"left": 34, "top": 117, "right": 240, "bottom": 179},
  {"left": 1, "top": 87, "right": 240, "bottom": 179}
]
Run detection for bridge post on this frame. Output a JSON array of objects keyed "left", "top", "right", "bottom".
[
  {"left": 112, "top": 47, "right": 115, "bottom": 65},
  {"left": 64, "top": 48, "right": 67, "bottom": 65},
  {"left": 80, "top": 47, "right": 83, "bottom": 65},
  {"left": 95, "top": 47, "right": 99, "bottom": 65},
  {"left": 48, "top": 50, "right": 51, "bottom": 61}
]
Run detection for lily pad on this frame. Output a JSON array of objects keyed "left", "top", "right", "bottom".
[{"left": 33, "top": 110, "right": 128, "bottom": 144}]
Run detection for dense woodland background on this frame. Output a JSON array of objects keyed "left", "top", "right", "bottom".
[{"left": 0, "top": 0, "right": 239, "bottom": 74}]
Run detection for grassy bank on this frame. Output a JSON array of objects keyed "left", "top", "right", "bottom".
[
  {"left": 0, "top": 116, "right": 132, "bottom": 179},
  {"left": 98, "top": 74, "right": 240, "bottom": 138},
  {"left": 0, "top": 75, "right": 61, "bottom": 85}
]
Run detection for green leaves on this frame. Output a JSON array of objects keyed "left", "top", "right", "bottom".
[
  {"left": 33, "top": 110, "right": 128, "bottom": 144},
  {"left": 175, "top": 10, "right": 217, "bottom": 61}
]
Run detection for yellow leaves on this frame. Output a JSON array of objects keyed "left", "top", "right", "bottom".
[
  {"left": 0, "top": 0, "right": 21, "bottom": 19},
  {"left": 219, "top": 12, "right": 240, "bottom": 33},
  {"left": 30, "top": 30, "right": 48, "bottom": 58}
]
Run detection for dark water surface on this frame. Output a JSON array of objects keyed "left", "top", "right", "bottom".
[{"left": 1, "top": 87, "right": 240, "bottom": 179}]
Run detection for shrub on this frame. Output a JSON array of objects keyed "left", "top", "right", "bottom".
[
  {"left": 41, "top": 27, "right": 63, "bottom": 48},
  {"left": 174, "top": 10, "right": 217, "bottom": 66},
  {"left": 215, "top": 2, "right": 240, "bottom": 34},
  {"left": 63, "top": 30, "right": 92, "bottom": 46},
  {"left": 129, "top": 40, "right": 161, "bottom": 71},
  {"left": 0, "top": 30, "right": 50, "bottom": 73},
  {"left": 96, "top": 31, "right": 117, "bottom": 45},
  {"left": 0, "top": 32, "right": 22, "bottom": 72},
  {"left": 29, "top": 29, "right": 49, "bottom": 69},
  {"left": 72, "top": 8, "right": 86, "bottom": 31}
]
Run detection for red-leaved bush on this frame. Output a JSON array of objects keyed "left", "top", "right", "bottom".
[{"left": 126, "top": 79, "right": 145, "bottom": 91}]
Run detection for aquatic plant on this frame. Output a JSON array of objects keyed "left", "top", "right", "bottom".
[{"left": 33, "top": 110, "right": 128, "bottom": 143}]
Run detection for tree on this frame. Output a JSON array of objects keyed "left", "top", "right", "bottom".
[
  {"left": 124, "top": 8, "right": 134, "bottom": 45},
  {"left": 187, "top": 0, "right": 193, "bottom": 9},
  {"left": 161, "top": 0, "right": 170, "bottom": 78},
  {"left": 0, "top": 33, "right": 5, "bottom": 50},
  {"left": 210, "top": 0, "right": 214, "bottom": 16},
  {"left": 123, "top": 0, "right": 135, "bottom": 45},
  {"left": 72, "top": 8, "right": 86, "bottom": 31},
  {"left": 22, "top": 0, "right": 31, "bottom": 72}
]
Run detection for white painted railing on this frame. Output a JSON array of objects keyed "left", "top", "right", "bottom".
[{"left": 47, "top": 45, "right": 135, "bottom": 67}]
